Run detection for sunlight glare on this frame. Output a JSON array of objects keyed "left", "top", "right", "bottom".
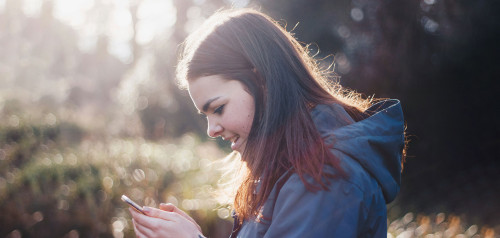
[
  {"left": 107, "top": 6, "right": 134, "bottom": 63},
  {"left": 22, "top": 0, "right": 42, "bottom": 17},
  {"left": 187, "top": 6, "right": 201, "bottom": 19},
  {"left": 136, "top": 0, "right": 176, "bottom": 45},
  {"left": 77, "top": 22, "right": 98, "bottom": 53},
  {"left": 53, "top": 0, "right": 94, "bottom": 28},
  {"left": 224, "top": 0, "right": 250, "bottom": 8},
  {"left": 53, "top": 0, "right": 97, "bottom": 54},
  {"left": 47, "top": 0, "right": 176, "bottom": 61},
  {"left": 109, "top": 7, "right": 133, "bottom": 39},
  {"left": 193, "top": 0, "right": 206, "bottom": 5}
]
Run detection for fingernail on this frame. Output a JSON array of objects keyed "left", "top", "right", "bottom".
[{"left": 142, "top": 206, "right": 151, "bottom": 213}]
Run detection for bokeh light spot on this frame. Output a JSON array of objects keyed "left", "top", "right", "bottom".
[
  {"left": 466, "top": 225, "right": 478, "bottom": 236},
  {"left": 403, "top": 212, "right": 414, "bottom": 225},
  {"left": 436, "top": 213, "right": 445, "bottom": 224},
  {"left": 144, "top": 196, "right": 157, "bottom": 207},
  {"left": 165, "top": 195, "right": 178, "bottom": 206},
  {"left": 0, "top": 150, "right": 6, "bottom": 160},
  {"left": 45, "top": 113, "right": 57, "bottom": 126},
  {"left": 133, "top": 169, "right": 146, "bottom": 182},
  {"left": 217, "top": 207, "right": 230, "bottom": 219},
  {"left": 337, "top": 25, "right": 351, "bottom": 38},
  {"left": 182, "top": 199, "right": 196, "bottom": 210},
  {"left": 68, "top": 230, "right": 79, "bottom": 238},
  {"left": 421, "top": 16, "right": 439, "bottom": 33},
  {"left": 8, "top": 115, "right": 19, "bottom": 127},
  {"left": 54, "top": 154, "right": 63, "bottom": 164},
  {"left": 58, "top": 200, "right": 69, "bottom": 210},
  {"left": 350, "top": 8, "right": 364, "bottom": 22},
  {"left": 7, "top": 230, "right": 21, "bottom": 238},
  {"left": 113, "top": 219, "right": 125, "bottom": 232},
  {"left": 60, "top": 185, "right": 70, "bottom": 196},
  {"left": 67, "top": 153, "right": 78, "bottom": 165},
  {"left": 103, "top": 176, "right": 114, "bottom": 190},
  {"left": 33, "top": 211, "right": 44, "bottom": 222},
  {"left": 335, "top": 52, "right": 351, "bottom": 74}
]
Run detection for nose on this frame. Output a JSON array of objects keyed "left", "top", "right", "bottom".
[{"left": 207, "top": 118, "right": 223, "bottom": 138}]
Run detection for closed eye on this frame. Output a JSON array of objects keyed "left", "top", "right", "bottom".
[{"left": 214, "top": 104, "right": 225, "bottom": 114}]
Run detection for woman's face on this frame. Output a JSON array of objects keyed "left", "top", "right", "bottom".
[{"left": 188, "top": 75, "right": 255, "bottom": 153}]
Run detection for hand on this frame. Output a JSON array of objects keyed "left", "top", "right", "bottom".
[
  {"left": 129, "top": 205, "right": 204, "bottom": 238},
  {"left": 158, "top": 203, "right": 202, "bottom": 233}
]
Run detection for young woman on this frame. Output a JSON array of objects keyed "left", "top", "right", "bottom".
[{"left": 128, "top": 8, "right": 405, "bottom": 238}]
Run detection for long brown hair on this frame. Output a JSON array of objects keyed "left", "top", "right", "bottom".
[{"left": 177, "top": 9, "right": 372, "bottom": 222}]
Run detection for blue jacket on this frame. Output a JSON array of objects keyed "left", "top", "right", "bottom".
[{"left": 231, "top": 99, "right": 405, "bottom": 238}]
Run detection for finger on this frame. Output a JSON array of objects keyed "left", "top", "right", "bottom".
[
  {"left": 159, "top": 203, "right": 197, "bottom": 224},
  {"left": 143, "top": 206, "right": 202, "bottom": 233},
  {"left": 132, "top": 217, "right": 154, "bottom": 238},
  {"left": 129, "top": 208, "right": 161, "bottom": 236},
  {"left": 131, "top": 207, "right": 182, "bottom": 234},
  {"left": 129, "top": 207, "right": 147, "bottom": 220},
  {"left": 159, "top": 204, "right": 202, "bottom": 232},
  {"left": 132, "top": 218, "right": 145, "bottom": 238},
  {"left": 159, "top": 203, "right": 175, "bottom": 212},
  {"left": 142, "top": 206, "right": 181, "bottom": 222}
]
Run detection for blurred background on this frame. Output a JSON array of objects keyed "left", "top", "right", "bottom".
[{"left": 0, "top": 0, "right": 499, "bottom": 237}]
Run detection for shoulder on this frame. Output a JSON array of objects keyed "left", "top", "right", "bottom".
[
  {"left": 238, "top": 166, "right": 387, "bottom": 237},
  {"left": 251, "top": 169, "right": 381, "bottom": 237},
  {"left": 280, "top": 159, "right": 378, "bottom": 195},
  {"left": 272, "top": 162, "right": 385, "bottom": 218},
  {"left": 278, "top": 168, "right": 367, "bottom": 207},
  {"left": 258, "top": 166, "right": 369, "bottom": 222}
]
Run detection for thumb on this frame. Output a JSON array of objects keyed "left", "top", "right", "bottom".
[{"left": 159, "top": 203, "right": 176, "bottom": 212}]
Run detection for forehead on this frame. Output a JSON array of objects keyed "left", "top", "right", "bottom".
[
  {"left": 189, "top": 75, "right": 226, "bottom": 91},
  {"left": 188, "top": 75, "right": 232, "bottom": 109}
]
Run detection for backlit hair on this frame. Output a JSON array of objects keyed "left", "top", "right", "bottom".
[{"left": 177, "top": 8, "right": 373, "bottom": 222}]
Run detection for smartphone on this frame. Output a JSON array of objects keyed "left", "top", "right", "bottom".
[{"left": 121, "top": 195, "right": 146, "bottom": 215}]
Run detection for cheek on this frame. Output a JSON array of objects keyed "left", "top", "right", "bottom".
[
  {"left": 240, "top": 116, "right": 252, "bottom": 132},
  {"left": 227, "top": 95, "right": 255, "bottom": 135},
  {"left": 244, "top": 99, "right": 255, "bottom": 132},
  {"left": 226, "top": 110, "right": 253, "bottom": 135},
  {"left": 241, "top": 110, "right": 254, "bottom": 134},
  {"left": 226, "top": 117, "right": 252, "bottom": 134}
]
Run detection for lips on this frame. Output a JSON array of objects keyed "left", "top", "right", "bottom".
[
  {"left": 222, "top": 135, "right": 243, "bottom": 151},
  {"left": 230, "top": 136, "right": 240, "bottom": 150}
]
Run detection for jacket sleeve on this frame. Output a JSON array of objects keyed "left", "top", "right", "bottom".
[{"left": 263, "top": 174, "right": 367, "bottom": 238}]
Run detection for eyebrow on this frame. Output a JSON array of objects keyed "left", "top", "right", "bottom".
[{"left": 201, "top": 96, "right": 221, "bottom": 113}]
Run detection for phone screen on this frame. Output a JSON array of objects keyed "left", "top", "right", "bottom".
[{"left": 121, "top": 195, "right": 145, "bottom": 215}]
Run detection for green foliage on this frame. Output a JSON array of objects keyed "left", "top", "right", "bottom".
[
  {"left": 0, "top": 119, "right": 231, "bottom": 237},
  {"left": 1, "top": 0, "right": 498, "bottom": 236},
  {"left": 1, "top": 119, "right": 495, "bottom": 237}
]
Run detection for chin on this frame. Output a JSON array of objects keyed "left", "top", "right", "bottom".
[{"left": 234, "top": 146, "right": 245, "bottom": 154}]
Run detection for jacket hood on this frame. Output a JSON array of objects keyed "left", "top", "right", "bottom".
[{"left": 311, "top": 99, "right": 405, "bottom": 203}]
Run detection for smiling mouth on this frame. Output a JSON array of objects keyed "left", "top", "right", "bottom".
[{"left": 230, "top": 136, "right": 240, "bottom": 150}]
